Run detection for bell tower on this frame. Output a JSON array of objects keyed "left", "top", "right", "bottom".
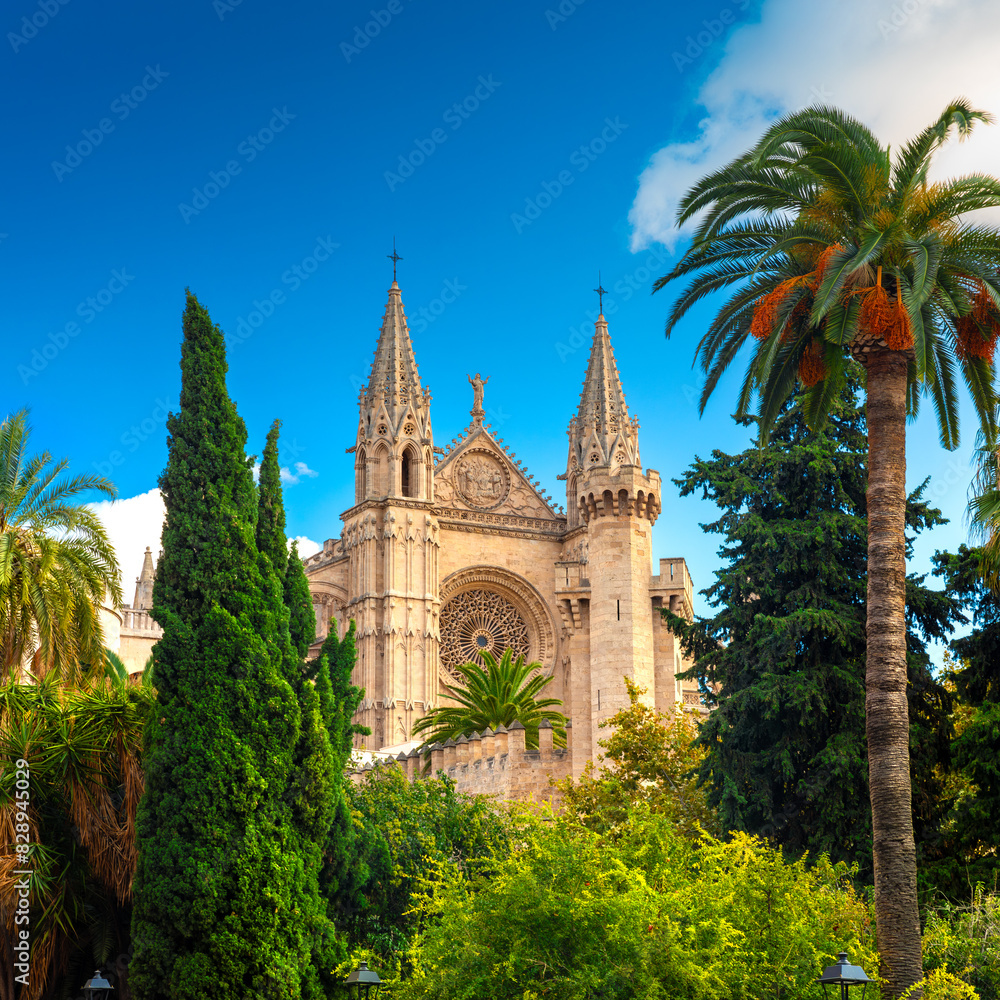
[
  {"left": 343, "top": 277, "right": 440, "bottom": 748},
  {"left": 567, "top": 312, "right": 661, "bottom": 751}
]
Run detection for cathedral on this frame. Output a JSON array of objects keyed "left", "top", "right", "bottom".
[{"left": 302, "top": 277, "right": 700, "bottom": 777}]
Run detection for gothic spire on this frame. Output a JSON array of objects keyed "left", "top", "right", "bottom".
[
  {"left": 568, "top": 314, "right": 640, "bottom": 471},
  {"left": 363, "top": 281, "right": 427, "bottom": 423},
  {"left": 133, "top": 546, "right": 155, "bottom": 610}
]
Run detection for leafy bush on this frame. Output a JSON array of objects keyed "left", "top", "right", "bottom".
[
  {"left": 395, "top": 807, "right": 875, "bottom": 1000},
  {"left": 343, "top": 763, "right": 510, "bottom": 962},
  {"left": 923, "top": 888, "right": 1000, "bottom": 1000}
]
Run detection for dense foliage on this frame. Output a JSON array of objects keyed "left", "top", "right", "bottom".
[
  {"left": 557, "top": 677, "right": 716, "bottom": 838},
  {"left": 395, "top": 809, "right": 875, "bottom": 1000},
  {"left": 130, "top": 292, "right": 332, "bottom": 1000},
  {"left": 927, "top": 546, "right": 1000, "bottom": 894},
  {"left": 0, "top": 673, "right": 153, "bottom": 1000},
  {"left": 341, "top": 764, "right": 510, "bottom": 965},
  {"left": 664, "top": 384, "right": 961, "bottom": 880}
]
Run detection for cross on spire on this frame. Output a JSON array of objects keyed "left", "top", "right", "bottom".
[
  {"left": 594, "top": 273, "right": 608, "bottom": 314},
  {"left": 387, "top": 238, "right": 403, "bottom": 281}
]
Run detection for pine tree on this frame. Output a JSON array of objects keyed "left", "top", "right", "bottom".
[
  {"left": 131, "top": 292, "right": 307, "bottom": 1000},
  {"left": 930, "top": 545, "right": 1000, "bottom": 891},
  {"left": 665, "top": 380, "right": 962, "bottom": 876}
]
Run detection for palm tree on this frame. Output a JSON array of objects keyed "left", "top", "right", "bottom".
[
  {"left": 0, "top": 668, "right": 154, "bottom": 1000},
  {"left": 653, "top": 101, "right": 1000, "bottom": 997},
  {"left": 0, "top": 411, "right": 122, "bottom": 683},
  {"left": 969, "top": 431, "right": 1000, "bottom": 593},
  {"left": 412, "top": 648, "right": 568, "bottom": 750}
]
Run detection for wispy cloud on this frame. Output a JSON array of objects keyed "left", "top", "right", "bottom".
[
  {"left": 252, "top": 460, "right": 319, "bottom": 486},
  {"left": 630, "top": 0, "right": 1000, "bottom": 251},
  {"left": 281, "top": 461, "right": 318, "bottom": 485}
]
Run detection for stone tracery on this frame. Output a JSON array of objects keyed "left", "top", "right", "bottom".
[{"left": 438, "top": 588, "right": 529, "bottom": 677}]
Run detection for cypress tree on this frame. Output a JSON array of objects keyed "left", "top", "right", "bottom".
[
  {"left": 253, "top": 421, "right": 342, "bottom": 996},
  {"left": 256, "top": 419, "right": 288, "bottom": 582},
  {"left": 285, "top": 541, "right": 316, "bottom": 659},
  {"left": 131, "top": 292, "right": 306, "bottom": 1000},
  {"left": 666, "top": 381, "right": 961, "bottom": 875}
]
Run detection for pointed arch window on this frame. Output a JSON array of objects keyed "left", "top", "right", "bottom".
[
  {"left": 355, "top": 446, "right": 367, "bottom": 503},
  {"left": 401, "top": 445, "right": 419, "bottom": 497}
]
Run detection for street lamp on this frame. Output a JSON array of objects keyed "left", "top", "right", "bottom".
[
  {"left": 81, "top": 971, "right": 114, "bottom": 1000},
  {"left": 818, "top": 952, "right": 872, "bottom": 1000},
  {"left": 345, "top": 961, "right": 382, "bottom": 1000}
]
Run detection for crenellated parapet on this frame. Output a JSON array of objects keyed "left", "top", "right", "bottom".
[
  {"left": 576, "top": 466, "right": 661, "bottom": 524},
  {"left": 348, "top": 719, "right": 572, "bottom": 805}
]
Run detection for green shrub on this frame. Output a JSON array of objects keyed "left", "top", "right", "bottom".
[
  {"left": 923, "top": 888, "right": 1000, "bottom": 1000},
  {"left": 395, "top": 807, "right": 875, "bottom": 1000}
]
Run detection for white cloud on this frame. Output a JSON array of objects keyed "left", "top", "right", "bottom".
[
  {"left": 90, "top": 488, "right": 165, "bottom": 605},
  {"left": 630, "top": 0, "right": 1000, "bottom": 251},
  {"left": 282, "top": 462, "right": 319, "bottom": 485},
  {"left": 289, "top": 535, "right": 322, "bottom": 558},
  {"left": 253, "top": 461, "right": 319, "bottom": 486}
]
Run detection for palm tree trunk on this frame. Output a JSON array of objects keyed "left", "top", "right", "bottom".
[{"left": 865, "top": 349, "right": 922, "bottom": 997}]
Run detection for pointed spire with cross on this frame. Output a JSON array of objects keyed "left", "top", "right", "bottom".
[
  {"left": 387, "top": 238, "right": 403, "bottom": 282},
  {"left": 594, "top": 272, "right": 608, "bottom": 315}
]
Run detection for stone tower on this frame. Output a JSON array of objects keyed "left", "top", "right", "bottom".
[
  {"left": 132, "top": 546, "right": 155, "bottom": 610},
  {"left": 343, "top": 280, "right": 441, "bottom": 748},
  {"left": 567, "top": 313, "right": 661, "bottom": 739}
]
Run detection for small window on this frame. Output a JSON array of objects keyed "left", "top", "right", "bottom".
[{"left": 401, "top": 449, "right": 413, "bottom": 497}]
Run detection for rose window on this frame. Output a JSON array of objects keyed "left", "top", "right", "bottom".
[{"left": 439, "top": 588, "right": 530, "bottom": 676}]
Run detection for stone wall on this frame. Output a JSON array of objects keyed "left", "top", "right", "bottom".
[{"left": 348, "top": 719, "right": 572, "bottom": 806}]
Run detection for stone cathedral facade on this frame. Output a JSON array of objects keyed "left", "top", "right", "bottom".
[{"left": 302, "top": 279, "right": 700, "bottom": 777}]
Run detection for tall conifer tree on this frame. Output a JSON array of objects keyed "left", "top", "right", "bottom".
[
  {"left": 285, "top": 540, "right": 316, "bottom": 659},
  {"left": 253, "top": 421, "right": 341, "bottom": 995},
  {"left": 666, "top": 381, "right": 962, "bottom": 875},
  {"left": 131, "top": 293, "right": 307, "bottom": 1000},
  {"left": 256, "top": 419, "right": 288, "bottom": 583}
]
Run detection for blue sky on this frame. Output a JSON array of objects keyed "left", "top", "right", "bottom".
[{"left": 5, "top": 0, "right": 1000, "bottom": 642}]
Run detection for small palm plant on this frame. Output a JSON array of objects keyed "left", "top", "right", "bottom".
[{"left": 412, "top": 648, "right": 567, "bottom": 750}]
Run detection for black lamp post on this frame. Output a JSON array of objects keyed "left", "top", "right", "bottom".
[
  {"left": 81, "top": 970, "right": 114, "bottom": 1000},
  {"left": 345, "top": 961, "right": 382, "bottom": 1000},
  {"left": 818, "top": 952, "right": 872, "bottom": 1000}
]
